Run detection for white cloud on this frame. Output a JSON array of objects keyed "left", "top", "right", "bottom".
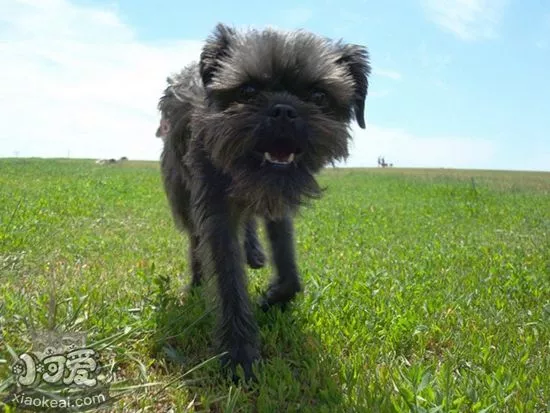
[
  {"left": 0, "top": 0, "right": 505, "bottom": 171},
  {"left": 373, "top": 68, "right": 402, "bottom": 80},
  {"left": 339, "top": 124, "right": 498, "bottom": 169},
  {"left": 0, "top": 0, "right": 202, "bottom": 160},
  {"left": 422, "top": 0, "right": 508, "bottom": 41}
]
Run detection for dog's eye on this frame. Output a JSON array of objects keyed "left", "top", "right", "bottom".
[
  {"left": 309, "top": 90, "right": 328, "bottom": 106},
  {"left": 238, "top": 84, "right": 258, "bottom": 100}
]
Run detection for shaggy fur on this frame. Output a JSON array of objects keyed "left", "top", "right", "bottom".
[{"left": 157, "top": 23, "right": 370, "bottom": 381}]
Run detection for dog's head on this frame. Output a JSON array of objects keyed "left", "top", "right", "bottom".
[{"left": 195, "top": 24, "right": 371, "bottom": 216}]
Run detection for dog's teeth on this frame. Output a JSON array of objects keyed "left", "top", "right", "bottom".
[{"left": 263, "top": 152, "right": 296, "bottom": 165}]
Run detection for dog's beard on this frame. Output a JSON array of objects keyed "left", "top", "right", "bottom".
[
  {"left": 194, "top": 103, "right": 351, "bottom": 218},
  {"left": 228, "top": 159, "right": 323, "bottom": 219}
]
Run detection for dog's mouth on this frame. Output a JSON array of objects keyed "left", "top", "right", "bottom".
[
  {"left": 264, "top": 151, "right": 295, "bottom": 164},
  {"left": 255, "top": 139, "right": 303, "bottom": 168}
]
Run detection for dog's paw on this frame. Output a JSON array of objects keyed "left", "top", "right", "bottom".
[
  {"left": 245, "top": 243, "right": 267, "bottom": 269},
  {"left": 259, "top": 280, "right": 301, "bottom": 311},
  {"left": 220, "top": 343, "right": 260, "bottom": 383}
]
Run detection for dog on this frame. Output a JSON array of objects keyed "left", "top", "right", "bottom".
[{"left": 156, "top": 23, "right": 370, "bottom": 381}]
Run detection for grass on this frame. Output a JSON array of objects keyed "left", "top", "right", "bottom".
[{"left": 0, "top": 158, "right": 549, "bottom": 412}]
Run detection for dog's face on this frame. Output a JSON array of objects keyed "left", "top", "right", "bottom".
[{"left": 195, "top": 24, "right": 371, "bottom": 216}]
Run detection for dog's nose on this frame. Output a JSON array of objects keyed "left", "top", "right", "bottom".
[{"left": 270, "top": 104, "right": 298, "bottom": 120}]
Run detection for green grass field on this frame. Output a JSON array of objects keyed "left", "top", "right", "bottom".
[{"left": 1, "top": 158, "right": 549, "bottom": 412}]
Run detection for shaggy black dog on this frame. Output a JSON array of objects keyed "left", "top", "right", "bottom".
[{"left": 157, "top": 23, "right": 370, "bottom": 380}]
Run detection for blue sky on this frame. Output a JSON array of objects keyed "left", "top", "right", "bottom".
[{"left": 1, "top": 0, "right": 548, "bottom": 170}]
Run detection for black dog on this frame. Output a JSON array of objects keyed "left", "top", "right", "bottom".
[{"left": 157, "top": 23, "right": 370, "bottom": 380}]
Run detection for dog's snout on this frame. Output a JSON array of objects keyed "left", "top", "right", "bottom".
[{"left": 270, "top": 104, "right": 298, "bottom": 120}]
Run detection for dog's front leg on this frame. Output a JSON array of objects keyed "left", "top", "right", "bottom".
[
  {"left": 244, "top": 218, "right": 266, "bottom": 269},
  {"left": 192, "top": 188, "right": 260, "bottom": 381},
  {"left": 260, "top": 214, "right": 302, "bottom": 310},
  {"left": 208, "top": 213, "right": 259, "bottom": 380}
]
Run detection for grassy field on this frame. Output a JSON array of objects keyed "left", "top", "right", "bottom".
[{"left": 1, "top": 158, "right": 549, "bottom": 412}]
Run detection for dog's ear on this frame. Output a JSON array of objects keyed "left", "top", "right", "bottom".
[
  {"left": 200, "top": 23, "right": 236, "bottom": 87},
  {"left": 336, "top": 44, "right": 371, "bottom": 129}
]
